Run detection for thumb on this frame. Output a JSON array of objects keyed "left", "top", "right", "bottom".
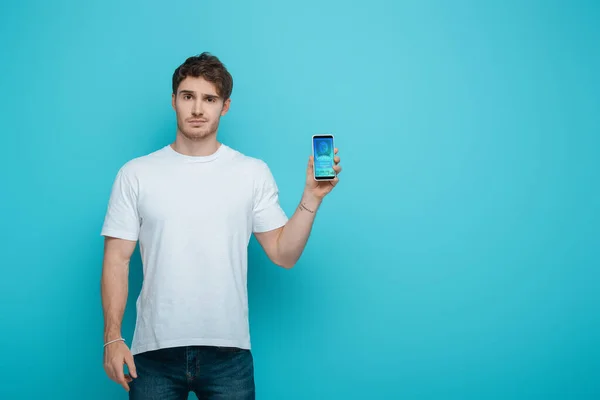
[{"left": 307, "top": 156, "right": 314, "bottom": 173}]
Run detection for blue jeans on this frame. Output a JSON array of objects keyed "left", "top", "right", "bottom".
[{"left": 129, "top": 346, "right": 255, "bottom": 400}]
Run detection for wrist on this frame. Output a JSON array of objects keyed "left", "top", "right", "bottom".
[
  {"left": 300, "top": 192, "right": 322, "bottom": 212},
  {"left": 103, "top": 337, "right": 125, "bottom": 348},
  {"left": 104, "top": 329, "right": 122, "bottom": 343}
]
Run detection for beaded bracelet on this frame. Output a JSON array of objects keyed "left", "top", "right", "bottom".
[{"left": 104, "top": 338, "right": 125, "bottom": 348}]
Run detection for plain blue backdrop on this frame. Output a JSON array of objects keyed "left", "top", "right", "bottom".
[{"left": 1, "top": 0, "right": 599, "bottom": 399}]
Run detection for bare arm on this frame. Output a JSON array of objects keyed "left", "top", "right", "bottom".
[
  {"left": 101, "top": 236, "right": 138, "bottom": 391},
  {"left": 255, "top": 150, "right": 342, "bottom": 269},
  {"left": 255, "top": 193, "right": 322, "bottom": 269},
  {"left": 101, "top": 236, "right": 136, "bottom": 341}
]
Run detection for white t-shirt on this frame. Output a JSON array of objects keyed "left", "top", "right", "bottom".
[{"left": 100, "top": 143, "right": 288, "bottom": 355}]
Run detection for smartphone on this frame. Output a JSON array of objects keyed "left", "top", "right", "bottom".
[{"left": 312, "top": 134, "right": 336, "bottom": 181}]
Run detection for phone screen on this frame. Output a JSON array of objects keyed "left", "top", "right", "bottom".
[{"left": 313, "top": 135, "right": 335, "bottom": 180}]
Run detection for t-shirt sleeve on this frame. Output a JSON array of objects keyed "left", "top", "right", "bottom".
[
  {"left": 100, "top": 166, "right": 141, "bottom": 241},
  {"left": 252, "top": 161, "right": 288, "bottom": 233}
]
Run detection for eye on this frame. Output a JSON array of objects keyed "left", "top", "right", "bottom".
[{"left": 183, "top": 94, "right": 192, "bottom": 100}]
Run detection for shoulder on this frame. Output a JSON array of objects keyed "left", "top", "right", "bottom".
[
  {"left": 223, "top": 146, "right": 280, "bottom": 192},
  {"left": 224, "top": 145, "right": 272, "bottom": 175},
  {"left": 115, "top": 146, "right": 171, "bottom": 177}
]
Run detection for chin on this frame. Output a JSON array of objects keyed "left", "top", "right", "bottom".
[
  {"left": 182, "top": 130, "right": 214, "bottom": 141},
  {"left": 184, "top": 133, "right": 209, "bottom": 141},
  {"left": 177, "top": 120, "right": 219, "bottom": 140}
]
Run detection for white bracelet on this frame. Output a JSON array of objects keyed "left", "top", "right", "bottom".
[{"left": 104, "top": 338, "right": 125, "bottom": 347}]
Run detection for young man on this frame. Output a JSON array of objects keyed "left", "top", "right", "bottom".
[{"left": 100, "top": 53, "right": 342, "bottom": 399}]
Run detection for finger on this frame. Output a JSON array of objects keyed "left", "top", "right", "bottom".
[
  {"left": 334, "top": 156, "right": 340, "bottom": 164},
  {"left": 120, "top": 379, "right": 130, "bottom": 392},
  {"left": 334, "top": 148, "right": 338, "bottom": 154},
  {"left": 329, "top": 176, "right": 339, "bottom": 187},
  {"left": 111, "top": 364, "right": 130, "bottom": 391},
  {"left": 117, "top": 372, "right": 130, "bottom": 392},
  {"left": 333, "top": 165, "right": 342, "bottom": 175},
  {"left": 124, "top": 374, "right": 133, "bottom": 383},
  {"left": 307, "top": 156, "right": 314, "bottom": 172},
  {"left": 125, "top": 353, "right": 138, "bottom": 379}
]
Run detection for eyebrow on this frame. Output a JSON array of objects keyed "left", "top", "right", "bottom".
[{"left": 179, "top": 90, "right": 219, "bottom": 98}]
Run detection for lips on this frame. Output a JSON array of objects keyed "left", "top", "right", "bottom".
[{"left": 188, "top": 119, "right": 207, "bottom": 124}]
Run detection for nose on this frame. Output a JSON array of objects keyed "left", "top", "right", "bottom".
[{"left": 192, "top": 99, "right": 203, "bottom": 116}]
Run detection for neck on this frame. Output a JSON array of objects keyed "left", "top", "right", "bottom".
[{"left": 171, "top": 131, "right": 221, "bottom": 157}]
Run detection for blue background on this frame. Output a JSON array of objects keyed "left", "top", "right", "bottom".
[{"left": 1, "top": 0, "right": 599, "bottom": 399}]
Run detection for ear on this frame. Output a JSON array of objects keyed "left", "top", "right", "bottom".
[
  {"left": 171, "top": 93, "right": 176, "bottom": 111},
  {"left": 220, "top": 98, "right": 231, "bottom": 116}
]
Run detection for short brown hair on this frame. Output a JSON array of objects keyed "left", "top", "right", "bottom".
[{"left": 172, "top": 52, "right": 233, "bottom": 100}]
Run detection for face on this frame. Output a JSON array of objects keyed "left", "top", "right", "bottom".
[{"left": 171, "top": 76, "right": 231, "bottom": 141}]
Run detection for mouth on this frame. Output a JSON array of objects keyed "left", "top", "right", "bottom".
[{"left": 188, "top": 119, "right": 208, "bottom": 125}]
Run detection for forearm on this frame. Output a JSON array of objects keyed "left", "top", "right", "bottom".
[
  {"left": 276, "top": 192, "right": 323, "bottom": 268},
  {"left": 101, "top": 257, "right": 129, "bottom": 342}
]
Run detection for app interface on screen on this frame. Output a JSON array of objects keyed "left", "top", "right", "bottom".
[{"left": 313, "top": 137, "right": 335, "bottom": 178}]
